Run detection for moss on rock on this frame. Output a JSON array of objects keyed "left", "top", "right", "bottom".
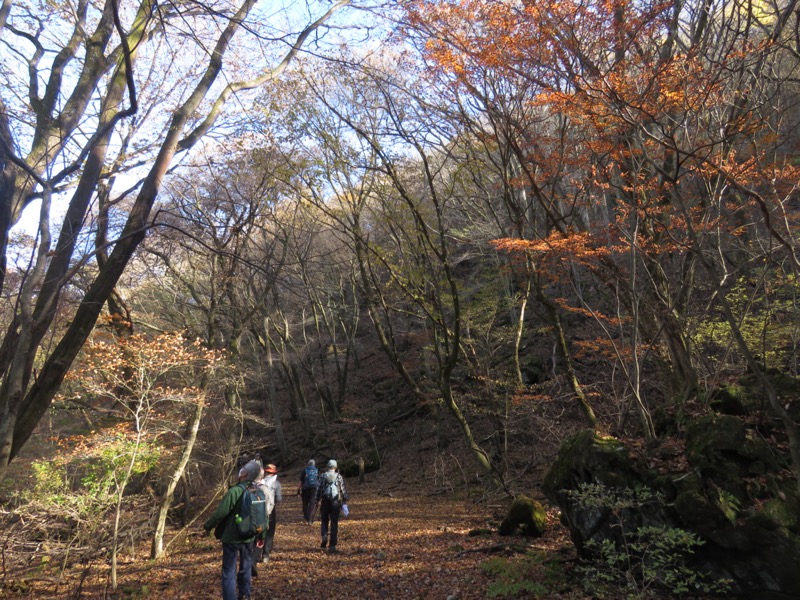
[
  {"left": 543, "top": 417, "right": 800, "bottom": 597},
  {"left": 760, "top": 495, "right": 800, "bottom": 534},
  {"left": 542, "top": 429, "right": 648, "bottom": 505},
  {"left": 685, "top": 415, "right": 745, "bottom": 466},
  {"left": 498, "top": 495, "right": 546, "bottom": 537},
  {"left": 708, "top": 384, "right": 748, "bottom": 415}
]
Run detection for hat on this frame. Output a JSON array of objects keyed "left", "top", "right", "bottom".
[
  {"left": 240, "top": 460, "right": 262, "bottom": 480},
  {"left": 327, "top": 459, "right": 337, "bottom": 469},
  {"left": 264, "top": 464, "right": 278, "bottom": 474}
]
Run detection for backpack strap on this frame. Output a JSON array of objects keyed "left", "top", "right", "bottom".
[{"left": 229, "top": 481, "right": 248, "bottom": 518}]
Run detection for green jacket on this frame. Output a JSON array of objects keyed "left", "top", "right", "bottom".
[{"left": 204, "top": 481, "right": 256, "bottom": 544}]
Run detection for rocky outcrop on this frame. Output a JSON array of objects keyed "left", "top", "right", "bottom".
[{"left": 543, "top": 425, "right": 800, "bottom": 599}]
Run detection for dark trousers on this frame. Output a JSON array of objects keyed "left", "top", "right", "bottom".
[
  {"left": 319, "top": 499, "right": 341, "bottom": 548},
  {"left": 254, "top": 509, "right": 277, "bottom": 562},
  {"left": 301, "top": 488, "right": 316, "bottom": 522},
  {"left": 221, "top": 542, "right": 253, "bottom": 600}
]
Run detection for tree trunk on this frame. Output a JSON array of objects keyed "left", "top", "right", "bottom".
[
  {"left": 111, "top": 431, "right": 144, "bottom": 591},
  {"left": 535, "top": 278, "right": 598, "bottom": 429},
  {"left": 265, "top": 319, "right": 289, "bottom": 463},
  {"left": 151, "top": 397, "right": 205, "bottom": 559}
]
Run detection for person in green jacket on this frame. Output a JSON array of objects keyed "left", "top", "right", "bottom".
[{"left": 204, "top": 460, "right": 262, "bottom": 600}]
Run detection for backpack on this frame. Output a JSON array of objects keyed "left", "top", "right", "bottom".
[
  {"left": 322, "top": 471, "right": 341, "bottom": 502},
  {"left": 257, "top": 476, "right": 277, "bottom": 517},
  {"left": 303, "top": 465, "right": 319, "bottom": 489},
  {"left": 234, "top": 482, "right": 269, "bottom": 539}
]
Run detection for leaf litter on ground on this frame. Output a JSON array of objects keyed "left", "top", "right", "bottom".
[{"left": 2, "top": 474, "right": 588, "bottom": 600}]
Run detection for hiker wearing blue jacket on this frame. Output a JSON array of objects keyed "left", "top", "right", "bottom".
[
  {"left": 315, "top": 459, "right": 348, "bottom": 554},
  {"left": 204, "top": 460, "right": 262, "bottom": 600},
  {"left": 297, "top": 459, "right": 318, "bottom": 524}
]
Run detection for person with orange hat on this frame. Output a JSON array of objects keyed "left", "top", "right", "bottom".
[{"left": 252, "top": 463, "right": 281, "bottom": 571}]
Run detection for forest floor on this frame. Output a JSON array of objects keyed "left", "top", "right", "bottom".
[
  {"left": 0, "top": 359, "right": 600, "bottom": 600},
  {"left": 2, "top": 472, "right": 587, "bottom": 600}
]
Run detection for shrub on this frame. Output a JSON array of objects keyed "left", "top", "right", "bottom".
[
  {"left": 567, "top": 483, "right": 732, "bottom": 599},
  {"left": 22, "top": 434, "right": 161, "bottom": 547}
]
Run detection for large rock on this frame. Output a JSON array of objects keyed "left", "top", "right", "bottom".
[
  {"left": 498, "top": 495, "right": 546, "bottom": 537},
  {"left": 542, "top": 429, "right": 665, "bottom": 552},
  {"left": 542, "top": 429, "right": 649, "bottom": 504},
  {"left": 544, "top": 426, "right": 800, "bottom": 598}
]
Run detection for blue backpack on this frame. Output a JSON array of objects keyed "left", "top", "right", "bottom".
[{"left": 303, "top": 465, "right": 319, "bottom": 489}]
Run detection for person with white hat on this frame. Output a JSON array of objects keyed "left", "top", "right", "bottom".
[{"left": 315, "top": 459, "right": 348, "bottom": 554}]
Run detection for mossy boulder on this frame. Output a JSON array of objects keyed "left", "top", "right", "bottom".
[
  {"left": 685, "top": 414, "right": 745, "bottom": 466},
  {"left": 760, "top": 495, "right": 800, "bottom": 534},
  {"left": 673, "top": 487, "right": 731, "bottom": 536},
  {"left": 542, "top": 430, "right": 663, "bottom": 552},
  {"left": 684, "top": 414, "right": 751, "bottom": 502},
  {"left": 544, "top": 421, "right": 800, "bottom": 598},
  {"left": 741, "top": 435, "right": 784, "bottom": 476},
  {"left": 498, "top": 495, "right": 546, "bottom": 537},
  {"left": 542, "top": 429, "right": 650, "bottom": 506},
  {"left": 683, "top": 414, "right": 784, "bottom": 504},
  {"left": 708, "top": 384, "right": 748, "bottom": 415},
  {"left": 738, "top": 372, "right": 800, "bottom": 420},
  {"left": 698, "top": 513, "right": 800, "bottom": 598}
]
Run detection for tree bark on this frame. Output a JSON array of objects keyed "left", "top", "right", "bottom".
[{"left": 151, "top": 397, "right": 205, "bottom": 559}]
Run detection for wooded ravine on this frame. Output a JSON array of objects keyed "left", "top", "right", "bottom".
[{"left": 1, "top": 0, "right": 800, "bottom": 597}]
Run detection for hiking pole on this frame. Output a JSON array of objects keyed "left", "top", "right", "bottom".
[{"left": 310, "top": 501, "right": 319, "bottom": 524}]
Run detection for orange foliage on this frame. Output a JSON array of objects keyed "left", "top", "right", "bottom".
[
  {"left": 65, "top": 332, "right": 223, "bottom": 401},
  {"left": 406, "top": 0, "right": 800, "bottom": 265},
  {"left": 552, "top": 298, "right": 627, "bottom": 328},
  {"left": 572, "top": 337, "right": 638, "bottom": 362}
]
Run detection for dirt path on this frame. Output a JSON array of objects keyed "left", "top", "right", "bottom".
[
  {"left": 232, "top": 486, "right": 495, "bottom": 600},
  {"left": 15, "top": 479, "right": 550, "bottom": 599}
]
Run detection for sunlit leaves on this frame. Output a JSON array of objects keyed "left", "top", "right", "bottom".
[{"left": 65, "top": 331, "right": 223, "bottom": 409}]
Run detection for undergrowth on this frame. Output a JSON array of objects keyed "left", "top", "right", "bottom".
[{"left": 481, "top": 551, "right": 567, "bottom": 598}]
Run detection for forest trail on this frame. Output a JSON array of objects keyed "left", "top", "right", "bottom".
[
  {"left": 228, "top": 486, "right": 493, "bottom": 600},
  {"left": 6, "top": 477, "right": 573, "bottom": 600}
]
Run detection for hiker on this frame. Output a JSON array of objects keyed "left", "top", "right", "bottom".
[
  {"left": 204, "top": 460, "right": 263, "bottom": 600},
  {"left": 297, "top": 459, "right": 319, "bottom": 524},
  {"left": 315, "top": 459, "right": 348, "bottom": 554},
  {"left": 254, "top": 463, "right": 282, "bottom": 566}
]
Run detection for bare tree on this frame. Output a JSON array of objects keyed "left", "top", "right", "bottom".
[
  {"left": 0, "top": 0, "right": 352, "bottom": 478},
  {"left": 275, "top": 57, "right": 509, "bottom": 489}
]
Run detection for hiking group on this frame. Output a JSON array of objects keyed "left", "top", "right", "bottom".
[{"left": 204, "top": 458, "right": 349, "bottom": 600}]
